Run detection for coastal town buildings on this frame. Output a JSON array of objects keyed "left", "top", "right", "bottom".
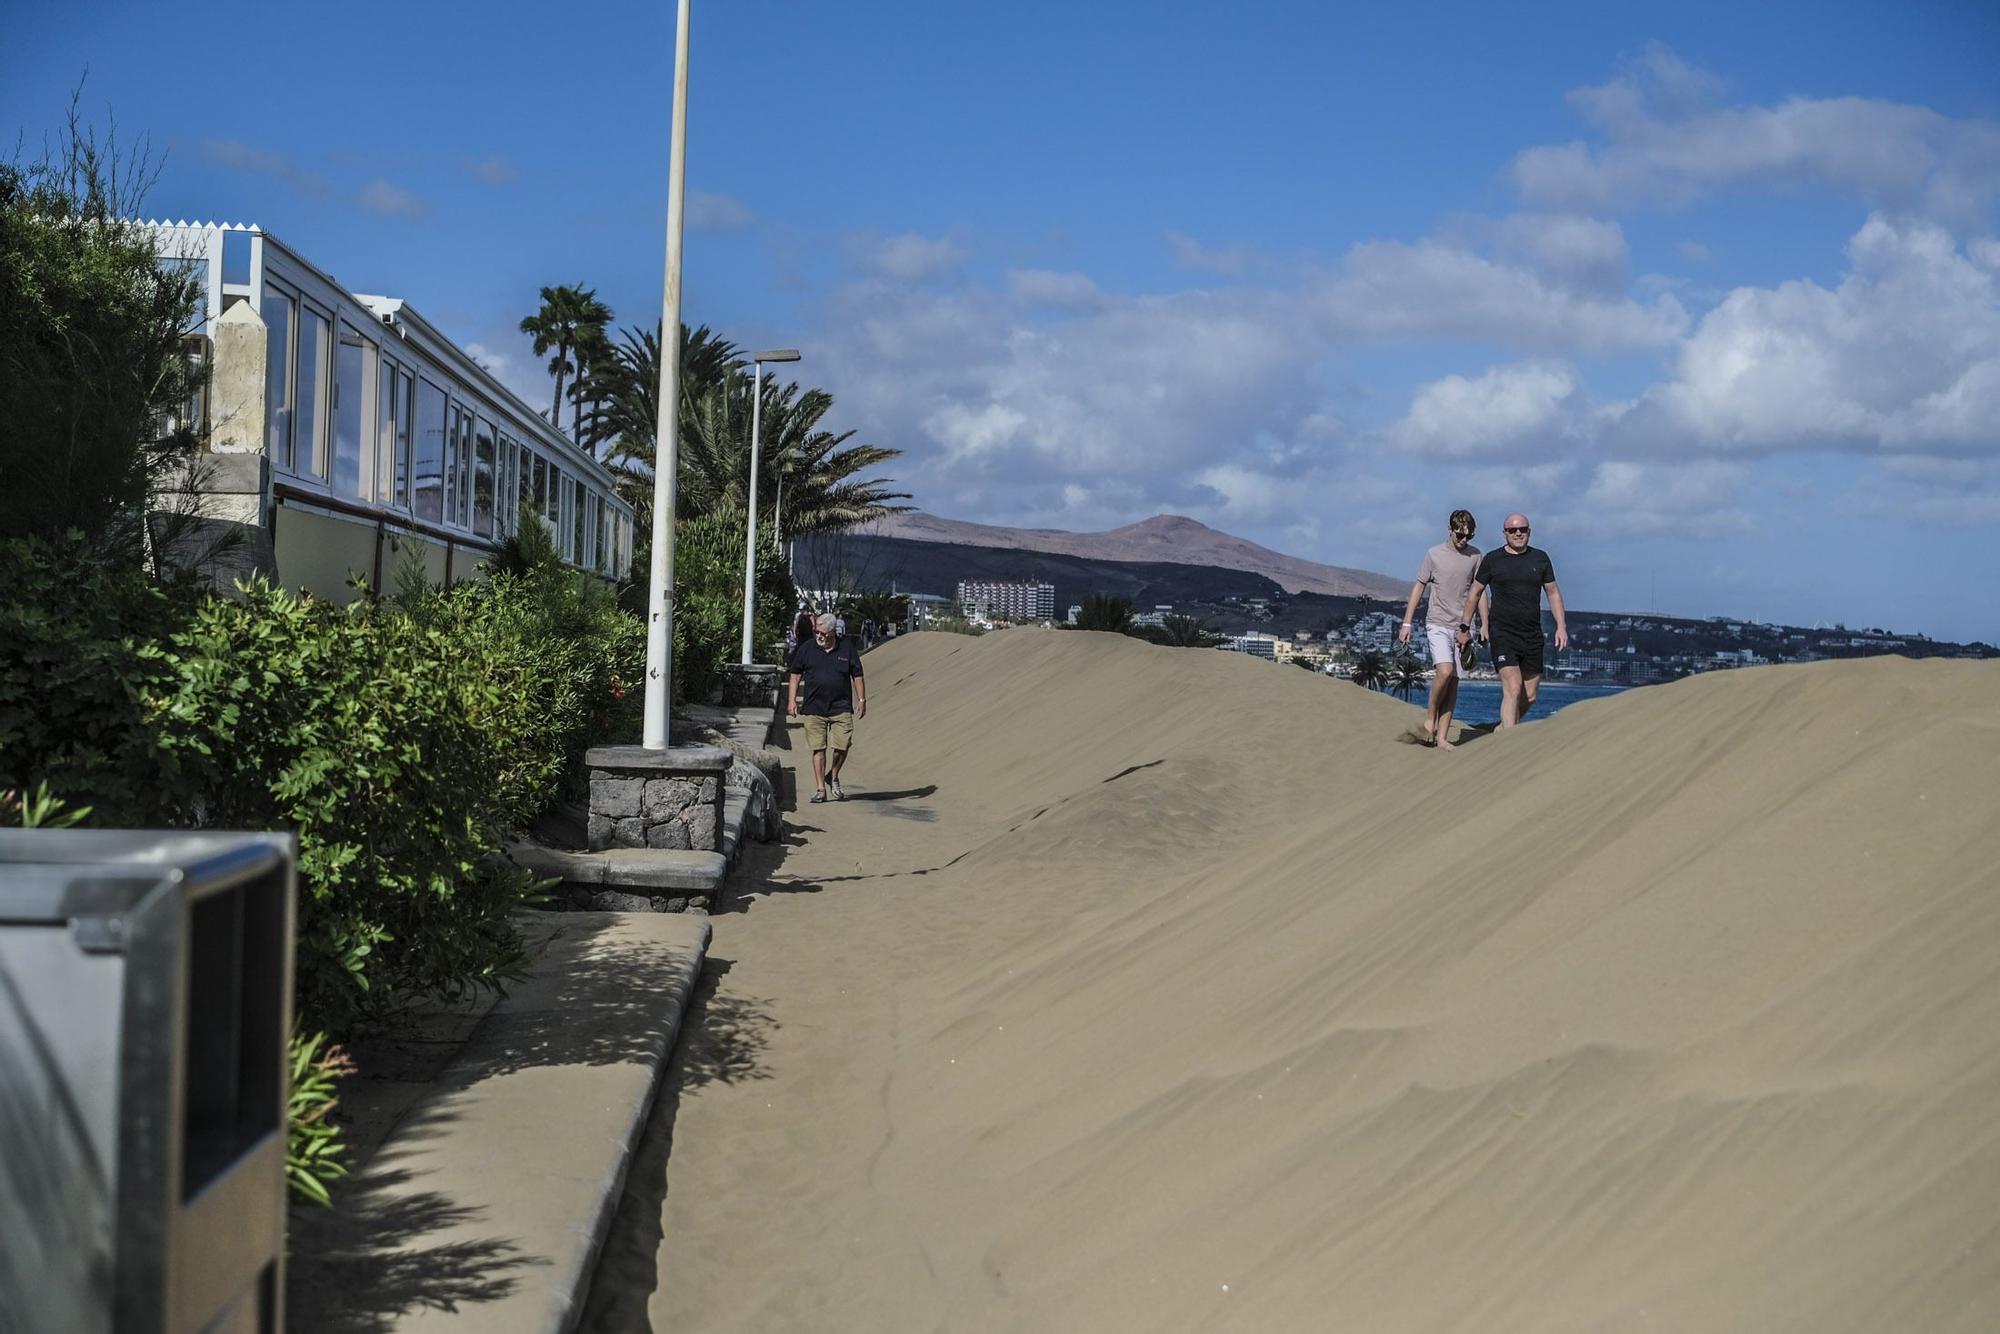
[{"left": 957, "top": 579, "right": 1056, "bottom": 624}]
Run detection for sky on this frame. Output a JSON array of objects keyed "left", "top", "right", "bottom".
[{"left": 7, "top": 0, "right": 2000, "bottom": 642}]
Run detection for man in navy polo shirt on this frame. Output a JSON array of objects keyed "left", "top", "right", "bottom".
[{"left": 787, "top": 612, "right": 867, "bottom": 802}]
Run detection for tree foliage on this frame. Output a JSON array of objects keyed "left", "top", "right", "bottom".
[
  {"left": 0, "top": 97, "right": 202, "bottom": 553},
  {"left": 1074, "top": 594, "right": 1135, "bottom": 633},
  {"left": 575, "top": 320, "right": 909, "bottom": 537},
  {"left": 518, "top": 283, "right": 612, "bottom": 440}
]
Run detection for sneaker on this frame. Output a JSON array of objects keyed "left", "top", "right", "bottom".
[
  {"left": 810, "top": 788, "right": 827, "bottom": 803},
  {"left": 830, "top": 779, "right": 846, "bottom": 800}
]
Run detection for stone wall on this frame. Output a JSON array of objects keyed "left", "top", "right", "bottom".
[
  {"left": 584, "top": 744, "right": 732, "bottom": 852},
  {"left": 716, "top": 662, "right": 783, "bottom": 709}
]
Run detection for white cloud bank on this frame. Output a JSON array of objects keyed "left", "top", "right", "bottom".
[{"left": 1513, "top": 42, "right": 2000, "bottom": 226}]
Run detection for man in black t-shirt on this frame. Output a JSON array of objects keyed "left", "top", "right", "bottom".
[
  {"left": 1456, "top": 512, "right": 1568, "bottom": 728},
  {"left": 787, "top": 612, "right": 867, "bottom": 802}
]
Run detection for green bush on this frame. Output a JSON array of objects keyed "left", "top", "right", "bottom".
[
  {"left": 0, "top": 118, "right": 202, "bottom": 548},
  {"left": 0, "top": 536, "right": 196, "bottom": 823},
  {"left": 665, "top": 506, "right": 794, "bottom": 703},
  {"left": 160, "top": 580, "right": 548, "bottom": 1029}
]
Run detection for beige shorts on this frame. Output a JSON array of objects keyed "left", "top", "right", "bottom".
[{"left": 801, "top": 711, "right": 854, "bottom": 752}]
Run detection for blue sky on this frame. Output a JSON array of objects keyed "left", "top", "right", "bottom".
[{"left": 8, "top": 0, "right": 2000, "bottom": 641}]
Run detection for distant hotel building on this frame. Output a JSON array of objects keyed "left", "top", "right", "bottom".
[{"left": 957, "top": 579, "right": 1056, "bottom": 623}]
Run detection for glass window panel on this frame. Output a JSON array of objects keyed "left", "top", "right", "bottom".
[
  {"left": 497, "top": 439, "right": 512, "bottom": 537},
  {"left": 263, "top": 291, "right": 293, "bottom": 468},
  {"left": 516, "top": 446, "right": 532, "bottom": 531},
  {"left": 376, "top": 355, "right": 398, "bottom": 504},
  {"left": 597, "top": 498, "right": 610, "bottom": 573},
  {"left": 413, "top": 379, "right": 447, "bottom": 521},
  {"left": 396, "top": 370, "right": 413, "bottom": 509},
  {"left": 443, "top": 405, "right": 459, "bottom": 522},
  {"left": 572, "top": 482, "right": 586, "bottom": 564},
  {"left": 532, "top": 455, "right": 547, "bottom": 511},
  {"left": 473, "top": 416, "right": 495, "bottom": 537},
  {"left": 222, "top": 229, "right": 252, "bottom": 286},
  {"left": 547, "top": 464, "right": 562, "bottom": 529},
  {"left": 457, "top": 410, "right": 475, "bottom": 528},
  {"left": 332, "top": 326, "right": 367, "bottom": 497},
  {"left": 295, "top": 305, "right": 328, "bottom": 478}
]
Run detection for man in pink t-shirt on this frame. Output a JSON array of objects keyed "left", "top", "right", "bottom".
[{"left": 1398, "top": 509, "right": 1483, "bottom": 748}]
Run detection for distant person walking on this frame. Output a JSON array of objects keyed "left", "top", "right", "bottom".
[
  {"left": 788, "top": 612, "right": 867, "bottom": 803},
  {"left": 1398, "top": 509, "right": 1482, "bottom": 749},
  {"left": 1458, "top": 512, "right": 1568, "bottom": 727}
]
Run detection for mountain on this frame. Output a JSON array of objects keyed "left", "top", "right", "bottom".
[{"left": 860, "top": 512, "right": 1406, "bottom": 600}]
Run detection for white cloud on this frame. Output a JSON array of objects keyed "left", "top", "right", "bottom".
[
  {"left": 689, "top": 190, "right": 754, "bottom": 234},
  {"left": 1514, "top": 42, "right": 2000, "bottom": 225},
  {"left": 1167, "top": 231, "right": 1255, "bottom": 276},
  {"left": 203, "top": 138, "right": 430, "bottom": 219},
  {"left": 1006, "top": 268, "right": 1103, "bottom": 311},
  {"left": 1557, "top": 460, "right": 1753, "bottom": 537},
  {"left": 1677, "top": 239, "right": 1713, "bottom": 264},
  {"left": 1615, "top": 215, "right": 2000, "bottom": 455},
  {"left": 851, "top": 231, "right": 966, "bottom": 283},
  {"left": 357, "top": 179, "right": 429, "bottom": 220},
  {"left": 1390, "top": 361, "right": 1584, "bottom": 458},
  {"left": 1481, "top": 213, "right": 1630, "bottom": 293},
  {"left": 465, "top": 154, "right": 518, "bottom": 186},
  {"left": 1320, "top": 235, "right": 1687, "bottom": 350}
]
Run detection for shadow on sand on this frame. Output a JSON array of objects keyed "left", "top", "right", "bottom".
[{"left": 573, "top": 957, "right": 776, "bottom": 1333}]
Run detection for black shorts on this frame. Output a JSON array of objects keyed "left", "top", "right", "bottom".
[{"left": 1489, "top": 627, "right": 1544, "bottom": 677}]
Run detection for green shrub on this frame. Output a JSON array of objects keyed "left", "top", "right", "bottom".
[
  {"left": 0, "top": 536, "right": 197, "bottom": 823},
  {"left": 0, "top": 114, "right": 203, "bottom": 549},
  {"left": 286, "top": 1030, "right": 353, "bottom": 1206},
  {"left": 666, "top": 506, "right": 794, "bottom": 703}
]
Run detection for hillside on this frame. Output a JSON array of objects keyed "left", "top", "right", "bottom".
[{"left": 861, "top": 511, "right": 1406, "bottom": 599}]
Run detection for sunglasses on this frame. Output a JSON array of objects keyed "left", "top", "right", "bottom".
[{"left": 1504, "top": 525, "right": 1530, "bottom": 534}]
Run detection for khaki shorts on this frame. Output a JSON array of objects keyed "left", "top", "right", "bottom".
[{"left": 801, "top": 711, "right": 855, "bottom": 752}]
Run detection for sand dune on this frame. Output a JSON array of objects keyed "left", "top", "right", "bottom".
[{"left": 592, "top": 630, "right": 2000, "bottom": 1333}]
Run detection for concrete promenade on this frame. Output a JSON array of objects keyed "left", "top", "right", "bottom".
[{"left": 287, "top": 911, "right": 710, "bottom": 1333}]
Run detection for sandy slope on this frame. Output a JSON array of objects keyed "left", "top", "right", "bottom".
[{"left": 586, "top": 629, "right": 2000, "bottom": 1333}]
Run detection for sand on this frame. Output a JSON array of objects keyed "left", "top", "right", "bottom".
[{"left": 581, "top": 629, "right": 2000, "bottom": 1333}]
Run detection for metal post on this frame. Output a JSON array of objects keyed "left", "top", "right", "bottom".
[
  {"left": 740, "top": 360, "right": 764, "bottom": 664},
  {"left": 739, "top": 348, "right": 798, "bottom": 664},
  {"left": 643, "top": 0, "right": 692, "bottom": 750}
]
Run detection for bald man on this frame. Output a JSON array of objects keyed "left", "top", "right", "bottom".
[{"left": 1457, "top": 512, "right": 1568, "bottom": 728}]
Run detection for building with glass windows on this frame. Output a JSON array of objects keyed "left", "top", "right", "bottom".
[
  {"left": 956, "top": 580, "right": 1056, "bottom": 624},
  {"left": 143, "top": 221, "right": 634, "bottom": 599}
]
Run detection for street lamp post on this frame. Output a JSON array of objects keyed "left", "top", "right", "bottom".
[
  {"left": 742, "top": 348, "right": 800, "bottom": 663},
  {"left": 643, "top": 0, "right": 693, "bottom": 750}
]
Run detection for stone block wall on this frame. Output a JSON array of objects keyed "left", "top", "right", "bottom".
[
  {"left": 584, "top": 744, "right": 732, "bottom": 852},
  {"left": 717, "top": 662, "right": 783, "bottom": 709}
]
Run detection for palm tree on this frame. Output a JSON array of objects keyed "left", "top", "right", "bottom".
[
  {"left": 519, "top": 284, "right": 613, "bottom": 436},
  {"left": 1349, "top": 649, "right": 1390, "bottom": 691},
  {"left": 1075, "top": 594, "right": 1133, "bottom": 633},
  {"left": 1391, "top": 652, "right": 1429, "bottom": 700},
  {"left": 565, "top": 322, "right": 616, "bottom": 450},
  {"left": 1158, "top": 614, "right": 1219, "bottom": 647},
  {"left": 580, "top": 322, "right": 907, "bottom": 537}
]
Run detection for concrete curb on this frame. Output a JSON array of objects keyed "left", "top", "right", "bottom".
[{"left": 352, "top": 911, "right": 710, "bottom": 1332}]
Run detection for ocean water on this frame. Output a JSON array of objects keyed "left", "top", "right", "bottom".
[{"left": 1436, "top": 679, "right": 1637, "bottom": 727}]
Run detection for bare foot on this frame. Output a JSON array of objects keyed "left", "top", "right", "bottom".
[{"left": 1435, "top": 736, "right": 1456, "bottom": 751}]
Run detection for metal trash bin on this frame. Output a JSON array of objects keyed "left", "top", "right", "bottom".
[{"left": 0, "top": 831, "right": 295, "bottom": 1334}]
